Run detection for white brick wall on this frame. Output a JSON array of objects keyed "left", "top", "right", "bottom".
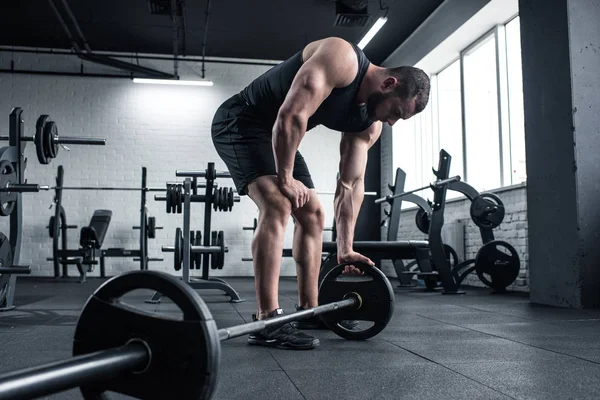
[
  {"left": 380, "top": 128, "right": 530, "bottom": 291},
  {"left": 0, "top": 51, "right": 341, "bottom": 277}
]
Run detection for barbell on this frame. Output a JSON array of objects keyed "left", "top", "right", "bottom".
[
  {"left": 0, "top": 114, "right": 106, "bottom": 164},
  {"left": 0, "top": 264, "right": 394, "bottom": 399},
  {"left": 374, "top": 175, "right": 462, "bottom": 204}
]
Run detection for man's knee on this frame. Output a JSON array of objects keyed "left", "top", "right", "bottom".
[
  {"left": 294, "top": 205, "right": 325, "bottom": 233},
  {"left": 264, "top": 195, "right": 293, "bottom": 225}
]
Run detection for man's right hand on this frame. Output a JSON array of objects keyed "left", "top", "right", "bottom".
[{"left": 278, "top": 178, "right": 310, "bottom": 209}]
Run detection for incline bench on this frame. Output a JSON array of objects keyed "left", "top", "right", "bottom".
[{"left": 50, "top": 210, "right": 112, "bottom": 282}]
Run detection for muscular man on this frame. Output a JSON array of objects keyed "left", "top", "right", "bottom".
[{"left": 212, "top": 37, "right": 430, "bottom": 350}]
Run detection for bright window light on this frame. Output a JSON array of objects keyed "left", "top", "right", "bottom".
[
  {"left": 358, "top": 17, "right": 388, "bottom": 49},
  {"left": 132, "top": 78, "right": 214, "bottom": 86}
]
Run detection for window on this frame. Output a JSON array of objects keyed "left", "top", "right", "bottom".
[
  {"left": 505, "top": 16, "right": 526, "bottom": 184},
  {"left": 436, "top": 59, "right": 464, "bottom": 183},
  {"left": 462, "top": 33, "right": 501, "bottom": 191}
]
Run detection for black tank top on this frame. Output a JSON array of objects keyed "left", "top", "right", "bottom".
[{"left": 239, "top": 42, "right": 373, "bottom": 133}]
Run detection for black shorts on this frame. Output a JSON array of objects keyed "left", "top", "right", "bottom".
[{"left": 211, "top": 95, "right": 314, "bottom": 195}]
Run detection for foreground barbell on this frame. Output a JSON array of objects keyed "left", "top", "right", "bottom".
[{"left": 0, "top": 264, "right": 394, "bottom": 399}]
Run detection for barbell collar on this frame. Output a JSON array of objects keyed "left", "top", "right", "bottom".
[{"left": 217, "top": 296, "right": 358, "bottom": 341}]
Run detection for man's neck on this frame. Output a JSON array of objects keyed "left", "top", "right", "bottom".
[{"left": 356, "top": 64, "right": 383, "bottom": 104}]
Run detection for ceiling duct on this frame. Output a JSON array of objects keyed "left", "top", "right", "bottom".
[
  {"left": 147, "top": 0, "right": 182, "bottom": 16},
  {"left": 334, "top": 0, "right": 370, "bottom": 27}
]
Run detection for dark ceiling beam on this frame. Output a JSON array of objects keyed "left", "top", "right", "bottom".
[
  {"left": 382, "top": 0, "right": 491, "bottom": 67},
  {"left": 47, "top": 0, "right": 175, "bottom": 79}
]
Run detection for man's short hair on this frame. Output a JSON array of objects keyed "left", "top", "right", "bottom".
[{"left": 386, "top": 66, "right": 431, "bottom": 114}]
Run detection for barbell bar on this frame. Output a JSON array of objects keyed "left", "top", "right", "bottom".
[
  {"left": 0, "top": 184, "right": 175, "bottom": 192},
  {"left": 0, "top": 135, "right": 106, "bottom": 145},
  {"left": 218, "top": 296, "right": 359, "bottom": 341},
  {"left": 317, "top": 190, "right": 378, "bottom": 196},
  {"left": 161, "top": 245, "right": 223, "bottom": 253},
  {"left": 374, "top": 175, "right": 462, "bottom": 204},
  {"left": 176, "top": 170, "right": 232, "bottom": 179},
  {"left": 174, "top": 170, "right": 377, "bottom": 196}
]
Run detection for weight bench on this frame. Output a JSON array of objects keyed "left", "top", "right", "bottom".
[
  {"left": 80, "top": 210, "right": 112, "bottom": 249},
  {"left": 322, "top": 240, "right": 430, "bottom": 260},
  {"left": 77, "top": 210, "right": 113, "bottom": 281}
]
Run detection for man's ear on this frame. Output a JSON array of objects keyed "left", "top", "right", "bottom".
[{"left": 381, "top": 76, "right": 398, "bottom": 90}]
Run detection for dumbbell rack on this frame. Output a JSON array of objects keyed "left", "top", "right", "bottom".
[
  {"left": 0, "top": 108, "right": 35, "bottom": 310},
  {"left": 148, "top": 163, "right": 244, "bottom": 303}
]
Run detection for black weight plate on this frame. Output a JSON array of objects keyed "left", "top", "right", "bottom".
[
  {"left": 319, "top": 262, "right": 395, "bottom": 340},
  {"left": 188, "top": 230, "right": 195, "bottom": 269},
  {"left": 174, "top": 228, "right": 183, "bottom": 271},
  {"left": 49, "top": 216, "right": 56, "bottom": 238},
  {"left": 166, "top": 184, "right": 172, "bottom": 214},
  {"left": 195, "top": 231, "right": 202, "bottom": 269},
  {"left": 213, "top": 188, "right": 219, "bottom": 211},
  {"left": 169, "top": 185, "right": 177, "bottom": 214},
  {"left": 0, "top": 160, "right": 17, "bottom": 217},
  {"left": 228, "top": 188, "right": 234, "bottom": 211},
  {"left": 44, "top": 120, "right": 60, "bottom": 160},
  {"left": 217, "top": 231, "right": 225, "bottom": 269},
  {"left": 176, "top": 184, "right": 183, "bottom": 214},
  {"left": 218, "top": 188, "right": 225, "bottom": 212},
  {"left": 35, "top": 115, "right": 50, "bottom": 164},
  {"left": 415, "top": 207, "right": 430, "bottom": 234},
  {"left": 475, "top": 240, "right": 520, "bottom": 291},
  {"left": 210, "top": 231, "right": 218, "bottom": 269},
  {"left": 470, "top": 193, "right": 505, "bottom": 229},
  {"left": 0, "top": 232, "right": 14, "bottom": 270},
  {"left": 147, "top": 217, "right": 156, "bottom": 239},
  {"left": 74, "top": 270, "right": 220, "bottom": 400}
]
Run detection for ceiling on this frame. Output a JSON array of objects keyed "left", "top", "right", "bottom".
[{"left": 0, "top": 0, "right": 443, "bottom": 65}]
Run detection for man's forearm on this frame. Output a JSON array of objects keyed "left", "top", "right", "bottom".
[
  {"left": 334, "top": 182, "right": 364, "bottom": 255},
  {"left": 272, "top": 114, "right": 306, "bottom": 183}
]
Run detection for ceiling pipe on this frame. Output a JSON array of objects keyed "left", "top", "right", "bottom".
[
  {"left": 171, "top": 0, "right": 179, "bottom": 78},
  {"left": 201, "top": 0, "right": 212, "bottom": 80},
  {"left": 47, "top": 0, "right": 175, "bottom": 79}
]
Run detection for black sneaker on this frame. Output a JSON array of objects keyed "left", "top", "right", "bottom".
[
  {"left": 290, "top": 305, "right": 359, "bottom": 330},
  {"left": 247, "top": 308, "right": 320, "bottom": 350}
]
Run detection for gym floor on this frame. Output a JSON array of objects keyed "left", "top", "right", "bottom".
[{"left": 2, "top": 277, "right": 600, "bottom": 400}]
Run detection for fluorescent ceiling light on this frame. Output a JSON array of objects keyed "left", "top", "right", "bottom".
[
  {"left": 132, "top": 78, "right": 214, "bottom": 86},
  {"left": 358, "top": 17, "right": 388, "bottom": 49}
]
